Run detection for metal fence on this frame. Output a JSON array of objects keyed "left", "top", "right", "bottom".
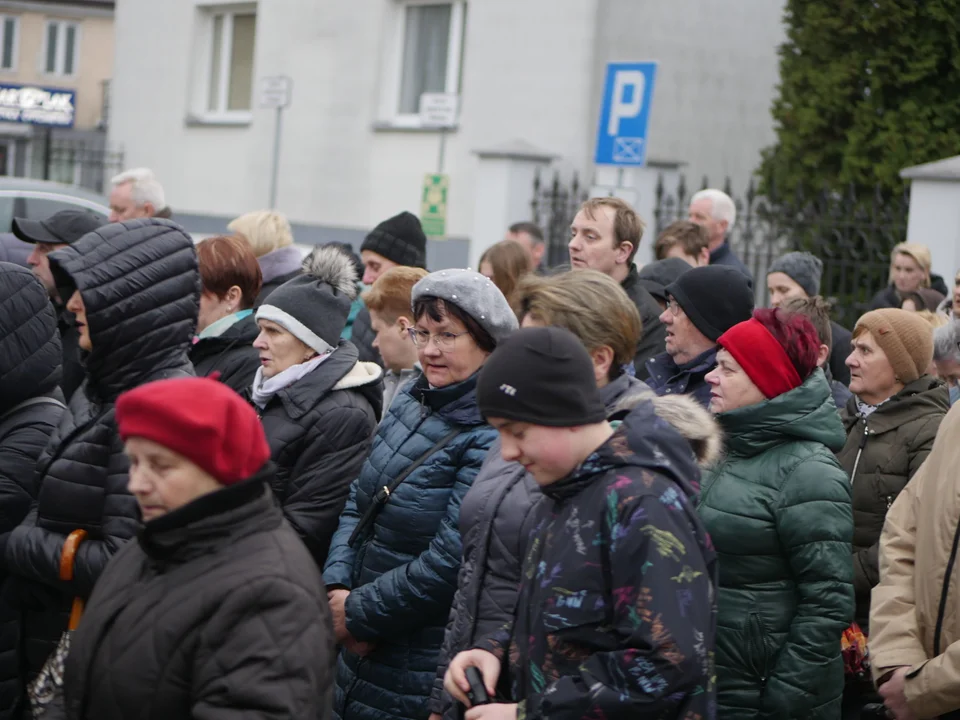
[
  {"left": 28, "top": 139, "right": 124, "bottom": 194},
  {"left": 530, "top": 168, "right": 588, "bottom": 268},
  {"left": 654, "top": 175, "right": 909, "bottom": 328}
]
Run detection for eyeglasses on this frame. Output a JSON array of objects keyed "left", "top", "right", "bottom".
[
  {"left": 666, "top": 299, "right": 683, "bottom": 316},
  {"left": 408, "top": 328, "right": 469, "bottom": 352}
]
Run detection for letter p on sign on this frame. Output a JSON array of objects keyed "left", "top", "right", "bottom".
[
  {"left": 594, "top": 62, "right": 657, "bottom": 167},
  {"left": 607, "top": 71, "right": 645, "bottom": 136}
]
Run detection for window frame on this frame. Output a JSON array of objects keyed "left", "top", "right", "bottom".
[
  {"left": 0, "top": 15, "right": 19, "bottom": 73},
  {"left": 382, "top": 0, "right": 466, "bottom": 129},
  {"left": 42, "top": 19, "right": 80, "bottom": 77},
  {"left": 194, "top": 3, "right": 257, "bottom": 124}
]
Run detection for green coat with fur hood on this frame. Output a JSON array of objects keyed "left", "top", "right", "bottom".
[{"left": 698, "top": 370, "right": 855, "bottom": 719}]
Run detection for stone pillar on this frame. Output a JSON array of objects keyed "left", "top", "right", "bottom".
[
  {"left": 901, "top": 156, "right": 960, "bottom": 279},
  {"left": 469, "top": 140, "right": 557, "bottom": 271}
]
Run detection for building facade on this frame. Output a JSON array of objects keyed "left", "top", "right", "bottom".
[{"left": 111, "top": 0, "right": 786, "bottom": 265}]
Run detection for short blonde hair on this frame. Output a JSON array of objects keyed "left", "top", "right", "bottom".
[
  {"left": 890, "top": 242, "right": 932, "bottom": 288},
  {"left": 362, "top": 266, "right": 428, "bottom": 322},
  {"left": 515, "top": 269, "right": 641, "bottom": 375},
  {"left": 228, "top": 211, "right": 294, "bottom": 257}
]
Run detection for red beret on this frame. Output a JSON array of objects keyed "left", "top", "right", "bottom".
[{"left": 116, "top": 377, "right": 271, "bottom": 486}]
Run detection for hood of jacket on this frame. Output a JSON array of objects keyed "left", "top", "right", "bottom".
[
  {"left": 49, "top": 219, "right": 200, "bottom": 400},
  {"left": 842, "top": 375, "right": 950, "bottom": 434},
  {"left": 0, "top": 263, "right": 62, "bottom": 407},
  {"left": 258, "top": 245, "right": 303, "bottom": 284},
  {"left": 719, "top": 369, "right": 846, "bottom": 457},
  {"left": 270, "top": 340, "right": 384, "bottom": 421}
]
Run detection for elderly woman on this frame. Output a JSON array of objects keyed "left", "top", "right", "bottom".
[
  {"left": 54, "top": 377, "right": 333, "bottom": 718},
  {"left": 189, "top": 235, "right": 263, "bottom": 395},
  {"left": 323, "top": 269, "right": 516, "bottom": 720},
  {"left": 228, "top": 210, "right": 302, "bottom": 306},
  {"left": 429, "top": 269, "right": 722, "bottom": 720},
  {"left": 869, "top": 242, "right": 949, "bottom": 310},
  {"left": 698, "top": 308, "right": 854, "bottom": 718},
  {"left": 933, "top": 320, "right": 960, "bottom": 404},
  {"left": 3, "top": 219, "right": 199, "bottom": 709},
  {"left": 251, "top": 245, "right": 382, "bottom": 567}
]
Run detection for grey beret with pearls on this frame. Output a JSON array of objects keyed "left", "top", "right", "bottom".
[{"left": 411, "top": 269, "right": 518, "bottom": 344}]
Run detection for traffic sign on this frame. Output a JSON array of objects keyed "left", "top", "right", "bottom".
[
  {"left": 421, "top": 174, "right": 449, "bottom": 237},
  {"left": 419, "top": 93, "right": 458, "bottom": 128},
  {"left": 259, "top": 76, "right": 292, "bottom": 109},
  {"left": 594, "top": 62, "right": 657, "bottom": 167}
]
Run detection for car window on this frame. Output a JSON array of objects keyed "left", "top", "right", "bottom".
[{"left": 23, "top": 197, "right": 107, "bottom": 223}]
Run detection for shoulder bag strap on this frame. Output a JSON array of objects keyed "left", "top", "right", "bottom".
[{"left": 349, "top": 427, "right": 461, "bottom": 547}]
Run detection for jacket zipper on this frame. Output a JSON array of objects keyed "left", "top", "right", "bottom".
[{"left": 849, "top": 421, "right": 870, "bottom": 484}]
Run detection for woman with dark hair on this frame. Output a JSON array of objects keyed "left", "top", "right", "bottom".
[
  {"left": 698, "top": 308, "right": 854, "bottom": 719},
  {"left": 323, "top": 269, "right": 517, "bottom": 720},
  {"left": 479, "top": 240, "right": 532, "bottom": 306},
  {"left": 189, "top": 235, "right": 263, "bottom": 395}
]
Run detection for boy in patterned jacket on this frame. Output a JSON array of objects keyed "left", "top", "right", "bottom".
[{"left": 445, "top": 326, "right": 717, "bottom": 720}]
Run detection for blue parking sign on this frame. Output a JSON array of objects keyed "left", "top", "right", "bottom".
[{"left": 594, "top": 62, "right": 658, "bottom": 167}]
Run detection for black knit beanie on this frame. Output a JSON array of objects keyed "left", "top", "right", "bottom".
[
  {"left": 361, "top": 211, "right": 427, "bottom": 269},
  {"left": 256, "top": 246, "right": 357, "bottom": 353},
  {"left": 665, "top": 265, "right": 755, "bottom": 342},
  {"left": 478, "top": 326, "right": 606, "bottom": 427}
]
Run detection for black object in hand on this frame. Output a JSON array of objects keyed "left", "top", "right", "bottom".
[{"left": 465, "top": 666, "right": 491, "bottom": 706}]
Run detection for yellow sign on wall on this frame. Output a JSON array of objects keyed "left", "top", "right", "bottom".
[{"left": 421, "top": 174, "right": 449, "bottom": 238}]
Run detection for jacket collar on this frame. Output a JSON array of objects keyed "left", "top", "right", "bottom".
[
  {"left": 258, "top": 246, "right": 303, "bottom": 284},
  {"left": 844, "top": 375, "right": 950, "bottom": 433},
  {"left": 410, "top": 371, "right": 485, "bottom": 425},
  {"left": 709, "top": 241, "right": 732, "bottom": 262},
  {"left": 138, "top": 466, "right": 282, "bottom": 565}
]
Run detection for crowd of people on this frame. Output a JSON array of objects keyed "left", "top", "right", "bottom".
[{"left": 0, "top": 170, "right": 954, "bottom": 720}]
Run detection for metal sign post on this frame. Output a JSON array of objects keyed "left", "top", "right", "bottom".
[
  {"left": 259, "top": 76, "right": 293, "bottom": 209},
  {"left": 419, "top": 93, "right": 458, "bottom": 173}
]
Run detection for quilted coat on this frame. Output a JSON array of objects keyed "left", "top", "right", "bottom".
[
  {"left": 474, "top": 413, "right": 718, "bottom": 720},
  {"left": 836, "top": 376, "right": 948, "bottom": 629},
  {"left": 55, "top": 470, "right": 334, "bottom": 720},
  {"left": 431, "top": 374, "right": 724, "bottom": 718},
  {"left": 323, "top": 372, "right": 495, "bottom": 720},
  {"left": 619, "top": 264, "right": 668, "bottom": 380},
  {"left": 1, "top": 219, "right": 199, "bottom": 710},
  {"left": 256, "top": 340, "right": 383, "bottom": 567},
  {"left": 698, "top": 370, "right": 855, "bottom": 719},
  {"left": 0, "top": 264, "right": 66, "bottom": 718},
  {"left": 351, "top": 306, "right": 382, "bottom": 367},
  {"left": 189, "top": 313, "right": 261, "bottom": 396}
]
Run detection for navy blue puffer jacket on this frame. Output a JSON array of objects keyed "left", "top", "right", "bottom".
[{"left": 323, "top": 372, "right": 495, "bottom": 720}]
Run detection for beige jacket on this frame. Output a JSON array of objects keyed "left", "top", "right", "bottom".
[{"left": 870, "top": 401, "right": 960, "bottom": 718}]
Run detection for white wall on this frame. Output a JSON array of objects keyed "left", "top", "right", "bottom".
[{"left": 905, "top": 179, "right": 960, "bottom": 280}]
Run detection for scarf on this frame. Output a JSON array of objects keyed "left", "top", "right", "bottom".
[
  {"left": 198, "top": 309, "right": 253, "bottom": 340},
  {"left": 856, "top": 396, "right": 891, "bottom": 419},
  {"left": 250, "top": 353, "right": 330, "bottom": 409}
]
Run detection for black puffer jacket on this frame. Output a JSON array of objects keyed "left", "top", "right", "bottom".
[
  {"left": 351, "top": 306, "right": 381, "bottom": 366},
  {"left": 254, "top": 341, "right": 382, "bottom": 566},
  {"left": 620, "top": 265, "right": 668, "bottom": 380},
  {"left": 57, "top": 309, "right": 84, "bottom": 403},
  {"left": 190, "top": 313, "right": 260, "bottom": 396},
  {"left": 0, "top": 264, "right": 66, "bottom": 719},
  {"left": 3, "top": 219, "right": 200, "bottom": 690},
  {"left": 56, "top": 471, "right": 334, "bottom": 720}
]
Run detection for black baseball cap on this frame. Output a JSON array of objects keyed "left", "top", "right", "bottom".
[{"left": 12, "top": 210, "right": 104, "bottom": 246}]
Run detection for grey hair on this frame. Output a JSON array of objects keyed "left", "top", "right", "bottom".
[
  {"left": 110, "top": 168, "right": 166, "bottom": 211},
  {"left": 933, "top": 321, "right": 960, "bottom": 363},
  {"left": 691, "top": 189, "right": 737, "bottom": 229}
]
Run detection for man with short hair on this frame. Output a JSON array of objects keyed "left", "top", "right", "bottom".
[
  {"left": 645, "top": 265, "right": 754, "bottom": 407},
  {"left": 13, "top": 209, "right": 105, "bottom": 400},
  {"left": 688, "top": 188, "right": 751, "bottom": 279},
  {"left": 568, "top": 197, "right": 666, "bottom": 378},
  {"left": 362, "top": 265, "right": 428, "bottom": 412},
  {"left": 109, "top": 168, "right": 168, "bottom": 222},
  {"left": 782, "top": 295, "right": 852, "bottom": 410},
  {"left": 654, "top": 220, "right": 710, "bottom": 266},
  {"left": 504, "top": 221, "right": 545, "bottom": 269}
]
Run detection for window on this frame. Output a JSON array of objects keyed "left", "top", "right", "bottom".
[
  {"left": 391, "top": 1, "right": 465, "bottom": 123},
  {"left": 0, "top": 16, "right": 18, "bottom": 71},
  {"left": 44, "top": 20, "right": 78, "bottom": 76},
  {"left": 205, "top": 9, "right": 257, "bottom": 114}
]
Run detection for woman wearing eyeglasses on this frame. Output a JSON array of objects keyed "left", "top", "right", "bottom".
[
  {"left": 249, "top": 245, "right": 383, "bottom": 568},
  {"left": 323, "top": 269, "right": 517, "bottom": 720}
]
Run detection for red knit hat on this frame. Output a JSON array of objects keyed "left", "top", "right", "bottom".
[{"left": 116, "top": 377, "right": 271, "bottom": 485}]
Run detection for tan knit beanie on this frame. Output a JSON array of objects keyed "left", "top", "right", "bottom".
[{"left": 853, "top": 309, "right": 934, "bottom": 384}]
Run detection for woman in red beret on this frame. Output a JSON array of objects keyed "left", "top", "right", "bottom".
[{"left": 52, "top": 377, "right": 334, "bottom": 720}]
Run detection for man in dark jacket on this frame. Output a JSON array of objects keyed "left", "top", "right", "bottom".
[
  {"left": 645, "top": 265, "right": 754, "bottom": 407},
  {"left": 2, "top": 219, "right": 199, "bottom": 709},
  {"left": 688, "top": 188, "right": 751, "bottom": 279},
  {"left": 14, "top": 209, "right": 105, "bottom": 401},
  {"left": 0, "top": 264, "right": 66, "bottom": 719},
  {"left": 568, "top": 197, "right": 665, "bottom": 379},
  {"left": 446, "top": 327, "right": 717, "bottom": 720},
  {"left": 782, "top": 296, "right": 852, "bottom": 410},
  {"left": 352, "top": 211, "right": 429, "bottom": 367}
]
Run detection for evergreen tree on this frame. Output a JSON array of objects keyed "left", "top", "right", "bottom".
[{"left": 759, "top": 0, "right": 960, "bottom": 197}]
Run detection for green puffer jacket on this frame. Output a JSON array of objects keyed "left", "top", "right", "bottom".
[
  {"left": 836, "top": 376, "right": 948, "bottom": 629},
  {"left": 698, "top": 370, "right": 854, "bottom": 720}
]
